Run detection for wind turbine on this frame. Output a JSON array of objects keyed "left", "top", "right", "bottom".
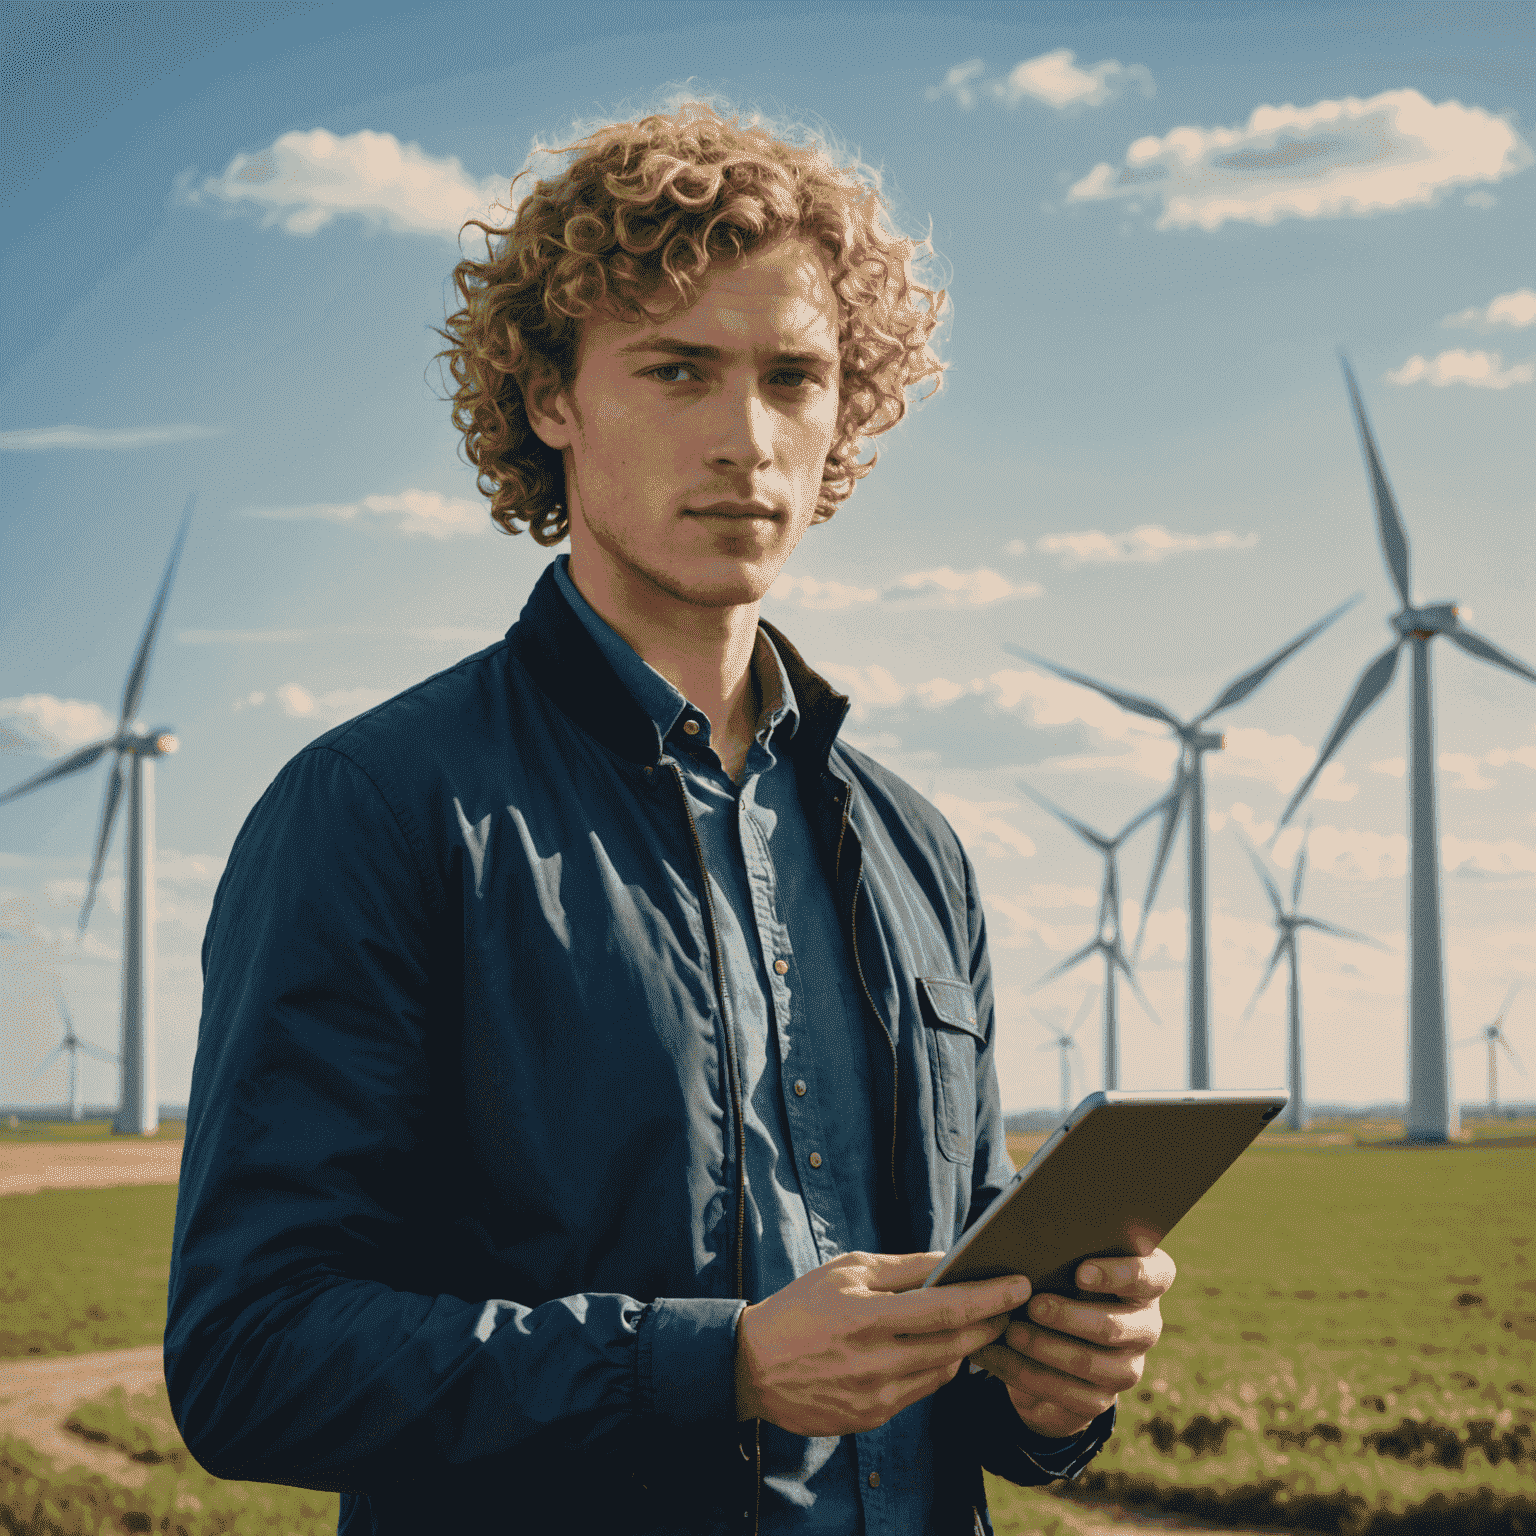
[
  {"left": 1238, "top": 824, "right": 1383, "bottom": 1131},
  {"left": 1034, "top": 991, "right": 1096, "bottom": 1112},
  {"left": 1456, "top": 985, "right": 1525, "bottom": 1116},
  {"left": 1006, "top": 596, "right": 1356, "bottom": 1091},
  {"left": 1023, "top": 784, "right": 1165, "bottom": 1090},
  {"left": 1276, "top": 359, "right": 1536, "bottom": 1143},
  {"left": 0, "top": 497, "right": 193, "bottom": 1136},
  {"left": 35, "top": 991, "right": 118, "bottom": 1122}
]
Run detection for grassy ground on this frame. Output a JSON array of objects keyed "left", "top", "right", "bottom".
[
  {"left": 3, "top": 1130, "right": 1535, "bottom": 1533},
  {"left": 0, "top": 1186, "right": 178, "bottom": 1358},
  {"left": 3, "top": 1384, "right": 340, "bottom": 1535},
  {"left": 0, "top": 1121, "right": 185, "bottom": 1145},
  {"left": 989, "top": 1134, "right": 1536, "bottom": 1533}
]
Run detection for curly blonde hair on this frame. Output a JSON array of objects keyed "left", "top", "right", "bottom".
[{"left": 438, "top": 101, "right": 947, "bottom": 544}]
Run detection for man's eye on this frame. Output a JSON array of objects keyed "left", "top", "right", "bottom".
[{"left": 647, "top": 364, "right": 696, "bottom": 384}]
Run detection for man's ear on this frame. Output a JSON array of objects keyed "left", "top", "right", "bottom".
[{"left": 524, "top": 363, "right": 575, "bottom": 452}]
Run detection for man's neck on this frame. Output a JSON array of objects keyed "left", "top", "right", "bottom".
[{"left": 565, "top": 552, "right": 761, "bottom": 765}]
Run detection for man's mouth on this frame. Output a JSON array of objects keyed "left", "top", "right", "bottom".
[{"left": 686, "top": 501, "right": 781, "bottom": 519}]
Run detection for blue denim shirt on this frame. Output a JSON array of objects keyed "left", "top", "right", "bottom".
[{"left": 553, "top": 558, "right": 1091, "bottom": 1532}]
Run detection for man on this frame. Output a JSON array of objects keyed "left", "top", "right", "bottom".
[{"left": 166, "top": 103, "right": 1174, "bottom": 1534}]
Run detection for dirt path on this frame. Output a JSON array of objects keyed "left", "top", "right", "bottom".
[
  {"left": 0, "top": 1345, "right": 163, "bottom": 1485},
  {"left": 0, "top": 1139, "right": 181, "bottom": 1197}
]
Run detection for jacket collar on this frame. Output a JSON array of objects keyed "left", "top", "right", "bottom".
[{"left": 508, "top": 562, "right": 851, "bottom": 771}]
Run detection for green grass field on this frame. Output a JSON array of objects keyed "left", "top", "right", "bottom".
[
  {"left": 2, "top": 1126, "right": 1534, "bottom": 1534},
  {"left": 0, "top": 1121, "right": 185, "bottom": 1145}
]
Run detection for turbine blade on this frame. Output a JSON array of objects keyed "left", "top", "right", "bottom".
[
  {"left": 1278, "top": 642, "right": 1401, "bottom": 829},
  {"left": 79, "top": 1041, "right": 119, "bottom": 1064},
  {"left": 1243, "top": 938, "right": 1288, "bottom": 1020},
  {"left": 1070, "top": 988, "right": 1098, "bottom": 1035},
  {"left": 1036, "top": 1040, "right": 1060, "bottom": 1053},
  {"left": 1341, "top": 355, "right": 1411, "bottom": 607},
  {"left": 0, "top": 737, "right": 117, "bottom": 807},
  {"left": 1497, "top": 1036, "right": 1525, "bottom": 1076},
  {"left": 1115, "top": 785, "right": 1176, "bottom": 846},
  {"left": 34, "top": 1044, "right": 66, "bottom": 1074},
  {"left": 119, "top": 494, "right": 195, "bottom": 728},
  {"left": 56, "top": 992, "right": 75, "bottom": 1032},
  {"left": 78, "top": 754, "right": 126, "bottom": 935},
  {"left": 1444, "top": 626, "right": 1536, "bottom": 687},
  {"left": 1112, "top": 946, "right": 1161, "bottom": 1028},
  {"left": 1236, "top": 828, "right": 1285, "bottom": 918},
  {"left": 1017, "top": 780, "right": 1109, "bottom": 851},
  {"left": 1134, "top": 765, "right": 1187, "bottom": 955},
  {"left": 1291, "top": 819, "right": 1312, "bottom": 909},
  {"left": 1033, "top": 939, "right": 1102, "bottom": 990},
  {"left": 1492, "top": 982, "right": 1522, "bottom": 1026},
  {"left": 1000, "top": 645, "right": 1184, "bottom": 730},
  {"left": 1297, "top": 917, "right": 1386, "bottom": 949},
  {"left": 1196, "top": 595, "right": 1361, "bottom": 723}
]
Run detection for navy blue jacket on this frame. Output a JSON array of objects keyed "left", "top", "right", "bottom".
[{"left": 165, "top": 563, "right": 1113, "bottom": 1534}]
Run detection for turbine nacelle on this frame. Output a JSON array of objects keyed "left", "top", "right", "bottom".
[
  {"left": 1391, "top": 603, "right": 1458, "bottom": 639},
  {"left": 125, "top": 726, "right": 179, "bottom": 758},
  {"left": 1186, "top": 729, "right": 1225, "bottom": 753}
]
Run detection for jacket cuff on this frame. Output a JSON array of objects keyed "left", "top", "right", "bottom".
[
  {"left": 1011, "top": 1400, "right": 1117, "bottom": 1481},
  {"left": 637, "top": 1297, "right": 749, "bottom": 1423}
]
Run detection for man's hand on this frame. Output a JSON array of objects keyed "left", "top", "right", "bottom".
[
  {"left": 735, "top": 1251, "right": 1031, "bottom": 1437},
  {"left": 967, "top": 1242, "right": 1176, "bottom": 1440}
]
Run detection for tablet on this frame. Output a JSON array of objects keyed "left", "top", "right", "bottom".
[{"left": 923, "top": 1089, "right": 1288, "bottom": 1301}]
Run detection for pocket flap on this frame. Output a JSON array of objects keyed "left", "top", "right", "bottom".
[{"left": 918, "top": 977, "right": 984, "bottom": 1042}]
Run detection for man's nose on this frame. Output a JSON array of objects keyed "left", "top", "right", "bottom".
[{"left": 704, "top": 383, "right": 774, "bottom": 472}]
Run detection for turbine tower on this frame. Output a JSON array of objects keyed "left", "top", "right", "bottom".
[
  {"left": 1456, "top": 985, "right": 1524, "bottom": 1115},
  {"left": 1007, "top": 597, "right": 1355, "bottom": 1090},
  {"left": 0, "top": 498, "right": 193, "bottom": 1136},
  {"left": 1034, "top": 991, "right": 1095, "bottom": 1112},
  {"left": 1277, "top": 360, "right": 1536, "bottom": 1143},
  {"left": 35, "top": 992, "right": 117, "bottom": 1121},
  {"left": 1023, "top": 784, "right": 1164, "bottom": 1090},
  {"left": 1238, "top": 825, "right": 1382, "bottom": 1131}
]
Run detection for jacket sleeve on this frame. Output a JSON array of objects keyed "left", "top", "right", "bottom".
[
  {"left": 164, "top": 744, "right": 744, "bottom": 1493},
  {"left": 942, "top": 846, "right": 1116, "bottom": 1486}
]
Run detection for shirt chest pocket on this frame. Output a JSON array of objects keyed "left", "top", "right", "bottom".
[{"left": 917, "top": 976, "right": 985, "bottom": 1165}]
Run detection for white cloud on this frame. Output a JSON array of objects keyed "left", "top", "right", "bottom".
[
  {"left": 1442, "top": 288, "right": 1536, "bottom": 331},
  {"left": 1437, "top": 752, "right": 1495, "bottom": 791},
  {"left": 0, "top": 696, "right": 115, "bottom": 757},
  {"left": 1370, "top": 756, "right": 1406, "bottom": 779},
  {"left": 1464, "top": 190, "right": 1497, "bottom": 210},
  {"left": 1442, "top": 836, "right": 1536, "bottom": 878},
  {"left": 771, "top": 567, "right": 1041, "bottom": 610},
  {"left": 1037, "top": 525, "right": 1258, "bottom": 567},
  {"left": 1374, "top": 744, "right": 1536, "bottom": 786},
  {"left": 275, "top": 684, "right": 391, "bottom": 725},
  {"left": 180, "top": 128, "right": 508, "bottom": 240},
  {"left": 932, "top": 792, "right": 1036, "bottom": 860},
  {"left": 927, "top": 49, "right": 1154, "bottom": 111},
  {"left": 1068, "top": 89, "right": 1532, "bottom": 231},
  {"left": 882, "top": 567, "right": 1042, "bottom": 606},
  {"left": 1262, "top": 822, "right": 1536, "bottom": 882},
  {"left": 769, "top": 574, "right": 879, "bottom": 610},
  {"left": 1385, "top": 349, "right": 1533, "bottom": 389},
  {"left": 0, "top": 424, "right": 226, "bottom": 452},
  {"left": 1209, "top": 726, "right": 1357, "bottom": 801},
  {"left": 244, "top": 489, "right": 487, "bottom": 539}
]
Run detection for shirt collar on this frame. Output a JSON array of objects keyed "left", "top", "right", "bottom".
[{"left": 551, "top": 554, "right": 799, "bottom": 750}]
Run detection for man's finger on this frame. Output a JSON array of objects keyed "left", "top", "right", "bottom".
[
  {"left": 1075, "top": 1247, "right": 1177, "bottom": 1300},
  {"left": 861, "top": 1252, "right": 952, "bottom": 1293},
  {"left": 882, "top": 1274, "right": 1033, "bottom": 1334}
]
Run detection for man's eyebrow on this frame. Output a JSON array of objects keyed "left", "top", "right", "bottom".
[{"left": 616, "top": 336, "right": 837, "bottom": 365}]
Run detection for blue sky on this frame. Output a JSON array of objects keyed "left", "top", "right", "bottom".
[{"left": 2, "top": 0, "right": 1533, "bottom": 1115}]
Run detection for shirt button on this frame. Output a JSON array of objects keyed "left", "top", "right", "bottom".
[
  {"left": 773, "top": 958, "right": 789, "bottom": 975},
  {"left": 682, "top": 719, "right": 700, "bottom": 735},
  {"left": 808, "top": 1152, "right": 822, "bottom": 1169},
  {"left": 794, "top": 1079, "right": 807, "bottom": 1096},
  {"left": 868, "top": 1472, "right": 880, "bottom": 1488}
]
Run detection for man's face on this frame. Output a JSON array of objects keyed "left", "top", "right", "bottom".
[{"left": 528, "top": 237, "right": 841, "bottom": 612}]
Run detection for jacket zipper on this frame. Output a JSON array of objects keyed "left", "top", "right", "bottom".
[
  {"left": 665, "top": 760, "right": 748, "bottom": 1300},
  {"left": 836, "top": 785, "right": 900, "bottom": 1212},
  {"left": 665, "top": 760, "right": 758, "bottom": 1533}
]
